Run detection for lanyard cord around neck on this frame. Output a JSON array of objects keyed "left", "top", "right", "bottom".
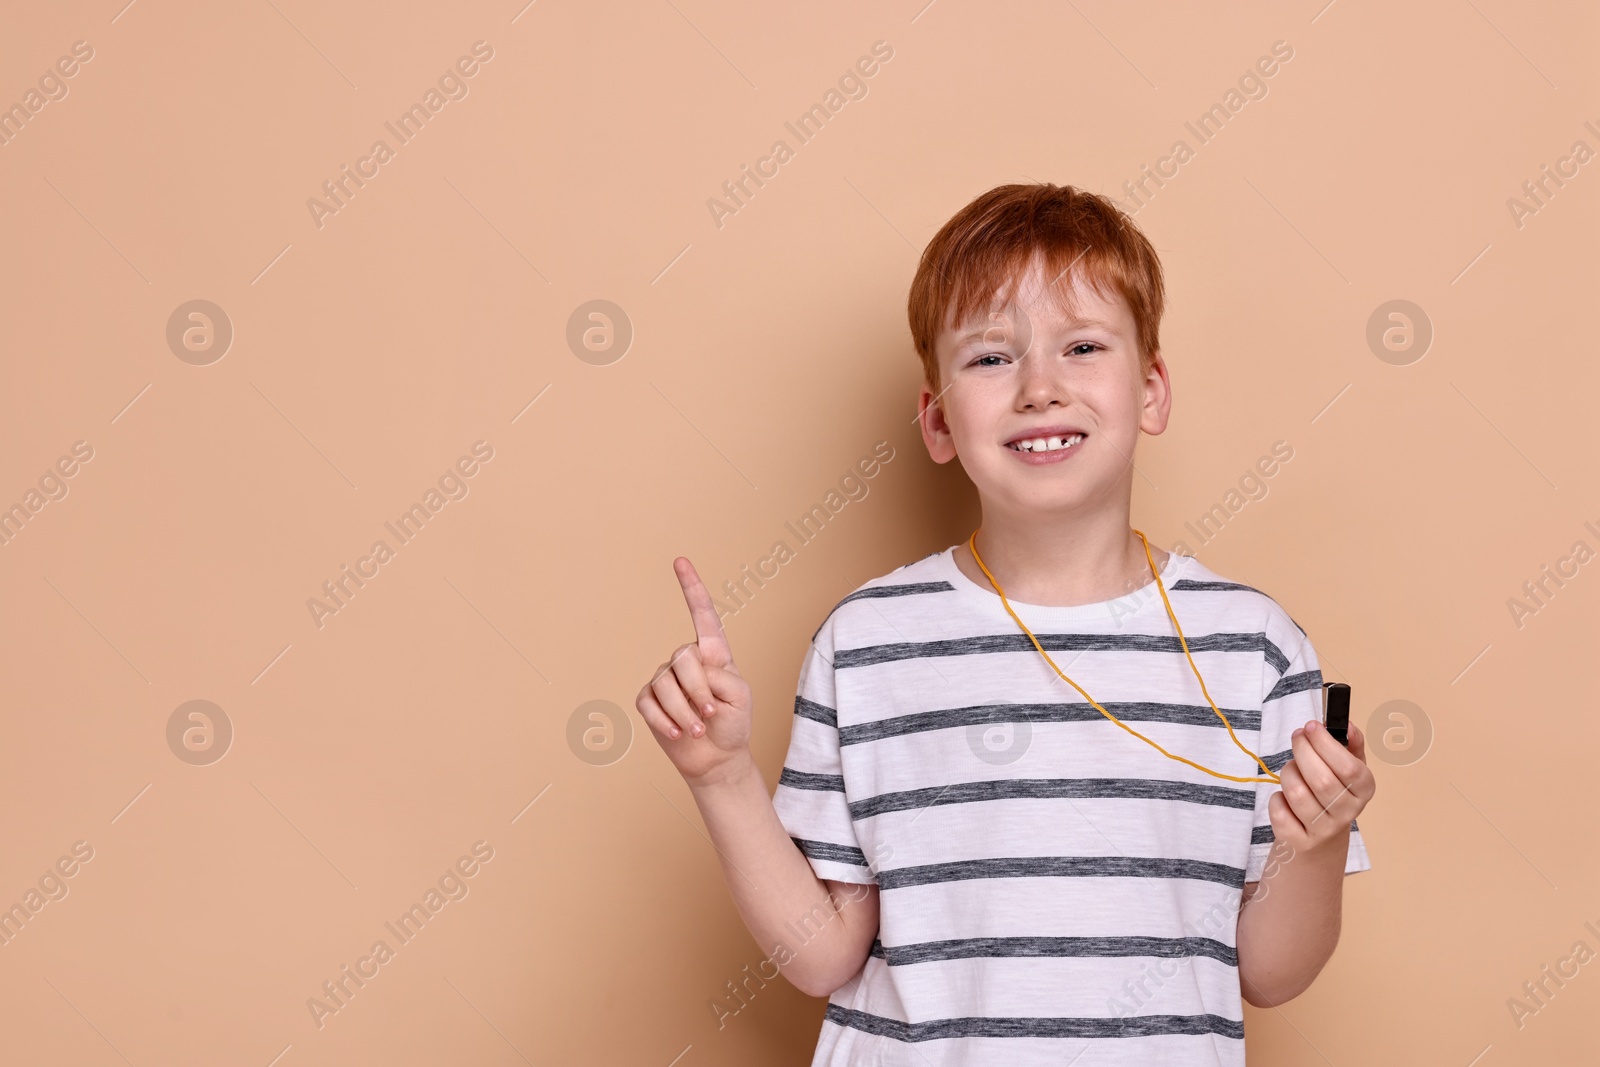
[{"left": 967, "top": 528, "right": 1281, "bottom": 785}]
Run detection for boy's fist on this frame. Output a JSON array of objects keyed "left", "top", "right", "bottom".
[
  {"left": 1268, "top": 719, "right": 1377, "bottom": 856},
  {"left": 634, "top": 557, "right": 754, "bottom": 784}
]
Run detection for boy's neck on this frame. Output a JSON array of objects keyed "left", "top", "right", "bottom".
[{"left": 953, "top": 511, "right": 1171, "bottom": 608}]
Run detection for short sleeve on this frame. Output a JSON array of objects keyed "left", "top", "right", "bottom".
[
  {"left": 770, "top": 635, "right": 879, "bottom": 885},
  {"left": 1244, "top": 619, "right": 1372, "bottom": 883}
]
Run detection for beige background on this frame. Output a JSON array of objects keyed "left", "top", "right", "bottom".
[{"left": 1, "top": 0, "right": 1596, "bottom": 1063}]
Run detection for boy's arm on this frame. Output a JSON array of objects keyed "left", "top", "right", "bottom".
[
  {"left": 1236, "top": 719, "right": 1375, "bottom": 1007},
  {"left": 635, "top": 558, "right": 878, "bottom": 999},
  {"left": 1235, "top": 828, "right": 1349, "bottom": 1006},
  {"left": 686, "top": 754, "right": 880, "bottom": 997}
]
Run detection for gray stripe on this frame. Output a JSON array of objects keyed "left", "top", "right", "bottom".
[
  {"left": 824, "top": 1003, "right": 1245, "bottom": 1041},
  {"left": 794, "top": 695, "right": 836, "bottom": 727},
  {"left": 778, "top": 767, "right": 844, "bottom": 792},
  {"left": 835, "top": 630, "right": 1273, "bottom": 670},
  {"left": 1170, "top": 578, "right": 1265, "bottom": 597},
  {"left": 878, "top": 855, "right": 1245, "bottom": 891},
  {"left": 850, "top": 776, "right": 1255, "bottom": 820},
  {"left": 1250, "top": 816, "right": 1360, "bottom": 850},
  {"left": 812, "top": 581, "right": 957, "bottom": 640},
  {"left": 790, "top": 836, "right": 869, "bottom": 868},
  {"left": 1262, "top": 747, "right": 1292, "bottom": 773},
  {"left": 839, "top": 700, "right": 1262, "bottom": 746},
  {"left": 1263, "top": 635, "right": 1292, "bottom": 676},
  {"left": 868, "top": 933, "right": 1238, "bottom": 967},
  {"left": 1265, "top": 669, "right": 1321, "bottom": 703}
]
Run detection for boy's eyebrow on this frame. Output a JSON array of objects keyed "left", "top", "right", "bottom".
[
  {"left": 951, "top": 327, "right": 999, "bottom": 348},
  {"left": 950, "top": 316, "right": 1121, "bottom": 348}
]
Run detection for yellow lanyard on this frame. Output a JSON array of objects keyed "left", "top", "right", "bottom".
[{"left": 967, "top": 528, "right": 1281, "bottom": 785}]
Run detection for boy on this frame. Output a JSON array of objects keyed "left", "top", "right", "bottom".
[{"left": 636, "top": 183, "right": 1376, "bottom": 1065}]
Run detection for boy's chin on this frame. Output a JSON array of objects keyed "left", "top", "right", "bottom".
[{"left": 974, "top": 480, "right": 1106, "bottom": 515}]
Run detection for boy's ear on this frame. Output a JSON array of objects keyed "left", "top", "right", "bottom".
[
  {"left": 918, "top": 382, "right": 958, "bottom": 464},
  {"left": 1139, "top": 350, "right": 1173, "bottom": 437}
]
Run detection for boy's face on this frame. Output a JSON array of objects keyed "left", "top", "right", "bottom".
[{"left": 918, "top": 256, "right": 1171, "bottom": 519}]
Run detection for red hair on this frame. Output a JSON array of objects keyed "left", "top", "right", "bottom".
[{"left": 907, "top": 183, "right": 1165, "bottom": 393}]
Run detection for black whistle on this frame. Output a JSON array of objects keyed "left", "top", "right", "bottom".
[{"left": 1321, "top": 682, "right": 1351, "bottom": 747}]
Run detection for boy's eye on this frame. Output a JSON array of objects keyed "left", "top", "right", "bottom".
[{"left": 970, "top": 343, "right": 1100, "bottom": 367}]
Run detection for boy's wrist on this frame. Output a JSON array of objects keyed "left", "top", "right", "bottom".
[
  {"left": 1303, "top": 825, "right": 1353, "bottom": 867},
  {"left": 685, "top": 750, "right": 760, "bottom": 793}
]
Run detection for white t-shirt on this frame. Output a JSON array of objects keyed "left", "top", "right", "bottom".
[{"left": 771, "top": 544, "right": 1371, "bottom": 1067}]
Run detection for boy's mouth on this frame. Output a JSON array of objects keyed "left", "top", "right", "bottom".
[{"left": 1004, "top": 429, "right": 1087, "bottom": 454}]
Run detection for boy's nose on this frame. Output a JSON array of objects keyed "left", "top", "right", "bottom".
[{"left": 1016, "top": 349, "right": 1067, "bottom": 407}]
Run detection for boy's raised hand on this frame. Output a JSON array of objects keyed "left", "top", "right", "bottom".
[{"left": 634, "top": 557, "right": 754, "bottom": 784}]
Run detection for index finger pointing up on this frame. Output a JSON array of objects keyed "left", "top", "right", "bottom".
[{"left": 674, "top": 557, "right": 733, "bottom": 668}]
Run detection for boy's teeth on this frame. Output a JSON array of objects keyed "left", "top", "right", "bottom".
[{"left": 1012, "top": 434, "right": 1083, "bottom": 452}]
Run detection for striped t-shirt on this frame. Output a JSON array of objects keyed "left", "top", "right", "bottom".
[{"left": 771, "top": 544, "right": 1371, "bottom": 1066}]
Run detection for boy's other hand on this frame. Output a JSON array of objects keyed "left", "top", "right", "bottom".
[
  {"left": 1269, "top": 720, "right": 1377, "bottom": 857},
  {"left": 634, "top": 557, "right": 755, "bottom": 786}
]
